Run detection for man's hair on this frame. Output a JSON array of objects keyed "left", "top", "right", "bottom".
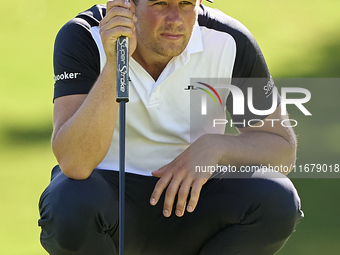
[{"left": 132, "top": 0, "right": 208, "bottom": 5}]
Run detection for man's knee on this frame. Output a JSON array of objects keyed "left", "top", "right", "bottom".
[
  {"left": 39, "top": 168, "right": 118, "bottom": 253},
  {"left": 250, "top": 174, "right": 303, "bottom": 241},
  {"left": 42, "top": 169, "right": 115, "bottom": 216}
]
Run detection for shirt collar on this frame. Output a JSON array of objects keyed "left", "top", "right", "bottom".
[
  {"left": 187, "top": 22, "right": 203, "bottom": 55},
  {"left": 177, "top": 22, "right": 203, "bottom": 65}
]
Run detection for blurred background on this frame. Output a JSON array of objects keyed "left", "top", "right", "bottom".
[{"left": 0, "top": 0, "right": 339, "bottom": 254}]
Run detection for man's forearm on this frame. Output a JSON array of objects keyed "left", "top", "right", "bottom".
[
  {"left": 203, "top": 131, "right": 297, "bottom": 175},
  {"left": 52, "top": 62, "right": 119, "bottom": 180},
  {"left": 149, "top": 125, "right": 297, "bottom": 218}
]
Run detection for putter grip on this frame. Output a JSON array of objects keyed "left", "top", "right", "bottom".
[{"left": 116, "top": 36, "right": 129, "bottom": 102}]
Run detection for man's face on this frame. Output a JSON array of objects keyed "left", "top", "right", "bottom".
[{"left": 134, "top": 0, "right": 202, "bottom": 58}]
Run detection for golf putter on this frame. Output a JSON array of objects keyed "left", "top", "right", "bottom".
[{"left": 116, "top": 1, "right": 130, "bottom": 253}]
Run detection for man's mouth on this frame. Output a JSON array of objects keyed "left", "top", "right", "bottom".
[{"left": 161, "top": 33, "right": 183, "bottom": 40}]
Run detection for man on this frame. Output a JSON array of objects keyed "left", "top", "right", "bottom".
[{"left": 39, "top": 0, "right": 303, "bottom": 254}]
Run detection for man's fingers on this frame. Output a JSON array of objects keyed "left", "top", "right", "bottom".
[
  {"left": 175, "top": 179, "right": 192, "bottom": 217},
  {"left": 106, "top": 0, "right": 131, "bottom": 12},
  {"left": 151, "top": 166, "right": 166, "bottom": 178},
  {"left": 99, "top": 7, "right": 136, "bottom": 35},
  {"left": 187, "top": 179, "right": 205, "bottom": 213},
  {"left": 100, "top": 20, "right": 135, "bottom": 40},
  {"left": 162, "top": 177, "right": 183, "bottom": 217},
  {"left": 100, "top": 0, "right": 135, "bottom": 35},
  {"left": 150, "top": 172, "right": 172, "bottom": 207},
  {"left": 102, "top": 6, "right": 135, "bottom": 25},
  {"left": 99, "top": 0, "right": 137, "bottom": 60}
]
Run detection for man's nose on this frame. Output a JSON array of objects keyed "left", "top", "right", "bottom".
[{"left": 165, "top": 6, "right": 183, "bottom": 25}]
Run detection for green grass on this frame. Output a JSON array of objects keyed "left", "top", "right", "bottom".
[{"left": 1, "top": 0, "right": 339, "bottom": 254}]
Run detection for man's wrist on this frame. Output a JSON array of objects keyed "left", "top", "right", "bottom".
[{"left": 197, "top": 134, "right": 227, "bottom": 165}]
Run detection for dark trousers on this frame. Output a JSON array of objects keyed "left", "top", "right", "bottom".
[{"left": 38, "top": 166, "right": 303, "bottom": 255}]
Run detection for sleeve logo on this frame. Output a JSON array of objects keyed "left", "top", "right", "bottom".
[
  {"left": 54, "top": 72, "right": 81, "bottom": 82},
  {"left": 263, "top": 76, "right": 275, "bottom": 98}
]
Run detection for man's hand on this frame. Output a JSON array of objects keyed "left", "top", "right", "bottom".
[
  {"left": 150, "top": 135, "right": 218, "bottom": 218},
  {"left": 99, "top": 0, "right": 137, "bottom": 62}
]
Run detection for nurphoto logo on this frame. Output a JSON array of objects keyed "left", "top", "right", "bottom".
[{"left": 186, "top": 80, "right": 312, "bottom": 128}]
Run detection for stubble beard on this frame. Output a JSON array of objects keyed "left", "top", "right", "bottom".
[{"left": 135, "top": 21, "right": 193, "bottom": 58}]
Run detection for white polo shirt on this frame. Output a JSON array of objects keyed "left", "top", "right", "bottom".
[{"left": 53, "top": 4, "right": 277, "bottom": 176}]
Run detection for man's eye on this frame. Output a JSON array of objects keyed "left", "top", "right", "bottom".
[
  {"left": 153, "top": 1, "right": 167, "bottom": 5},
  {"left": 180, "top": 1, "right": 193, "bottom": 5}
]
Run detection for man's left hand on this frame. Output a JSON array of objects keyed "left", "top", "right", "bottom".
[{"left": 150, "top": 135, "right": 217, "bottom": 217}]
